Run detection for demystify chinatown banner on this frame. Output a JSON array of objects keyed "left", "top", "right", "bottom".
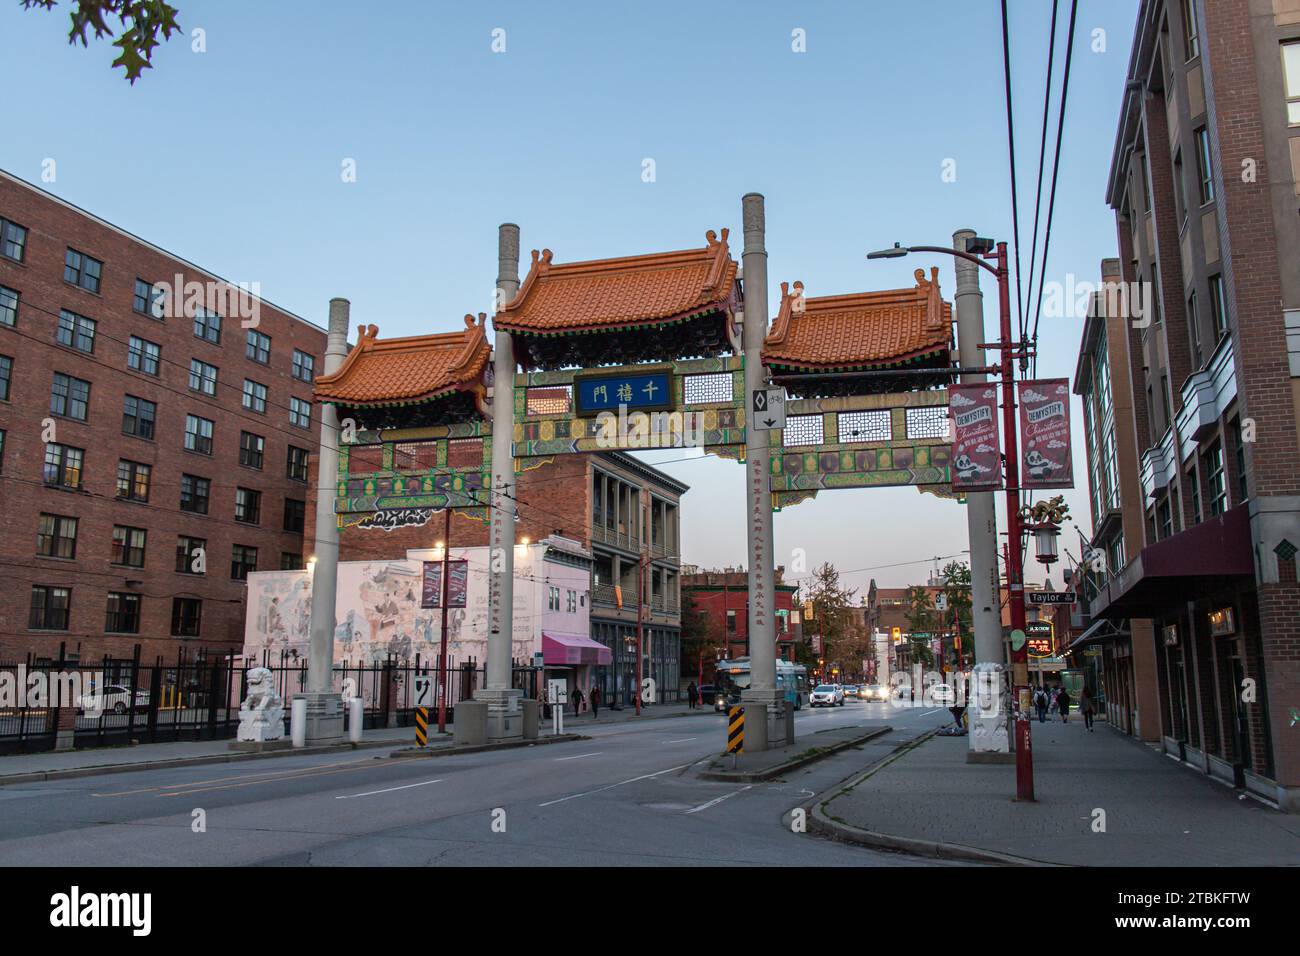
[
  {"left": 1017, "top": 378, "right": 1074, "bottom": 490},
  {"left": 949, "top": 383, "right": 1002, "bottom": 491}
]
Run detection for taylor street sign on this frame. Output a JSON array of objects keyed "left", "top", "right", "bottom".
[
  {"left": 751, "top": 387, "right": 786, "bottom": 430},
  {"left": 1027, "top": 591, "right": 1076, "bottom": 606}
]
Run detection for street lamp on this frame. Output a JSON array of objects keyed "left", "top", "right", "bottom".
[{"left": 865, "top": 236, "right": 1036, "bottom": 802}]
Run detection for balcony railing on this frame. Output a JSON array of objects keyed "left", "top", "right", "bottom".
[{"left": 591, "top": 524, "right": 640, "bottom": 552}]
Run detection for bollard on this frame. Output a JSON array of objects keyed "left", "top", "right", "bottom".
[
  {"left": 348, "top": 697, "right": 363, "bottom": 744},
  {"left": 726, "top": 705, "right": 744, "bottom": 754},
  {"left": 291, "top": 697, "right": 307, "bottom": 748}
]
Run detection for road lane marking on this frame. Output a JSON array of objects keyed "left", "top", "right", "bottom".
[
  {"left": 664, "top": 737, "right": 697, "bottom": 744},
  {"left": 159, "top": 762, "right": 383, "bottom": 798},
  {"left": 684, "top": 785, "right": 752, "bottom": 814},
  {"left": 554, "top": 752, "right": 602, "bottom": 761},
  {"left": 336, "top": 778, "right": 443, "bottom": 799},
  {"left": 538, "top": 762, "right": 692, "bottom": 807},
  {"left": 920, "top": 708, "right": 944, "bottom": 716},
  {"left": 93, "top": 757, "right": 371, "bottom": 797}
]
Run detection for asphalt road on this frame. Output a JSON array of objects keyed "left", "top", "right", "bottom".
[{"left": 0, "top": 700, "right": 968, "bottom": 867}]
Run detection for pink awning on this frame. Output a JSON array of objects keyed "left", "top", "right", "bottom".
[{"left": 543, "top": 632, "right": 612, "bottom": 667}]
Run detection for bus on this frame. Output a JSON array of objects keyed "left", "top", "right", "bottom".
[{"left": 714, "top": 657, "right": 809, "bottom": 711}]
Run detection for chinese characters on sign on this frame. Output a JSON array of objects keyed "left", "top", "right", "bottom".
[
  {"left": 421, "top": 560, "right": 468, "bottom": 609},
  {"left": 949, "top": 383, "right": 1002, "bottom": 491},
  {"left": 574, "top": 370, "right": 674, "bottom": 415},
  {"left": 1017, "top": 379, "right": 1073, "bottom": 490}
]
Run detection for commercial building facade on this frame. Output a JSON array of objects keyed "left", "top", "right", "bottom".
[
  {"left": 1089, "top": 0, "right": 1300, "bottom": 809},
  {"left": 0, "top": 171, "right": 325, "bottom": 665}
]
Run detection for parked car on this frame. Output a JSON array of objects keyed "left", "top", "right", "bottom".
[
  {"left": 78, "top": 685, "right": 150, "bottom": 716},
  {"left": 809, "top": 684, "right": 845, "bottom": 707},
  {"left": 697, "top": 684, "right": 717, "bottom": 705},
  {"left": 860, "top": 684, "right": 889, "bottom": 702},
  {"left": 930, "top": 683, "right": 956, "bottom": 705}
]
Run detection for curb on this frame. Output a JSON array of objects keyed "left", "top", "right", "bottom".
[
  {"left": 388, "top": 733, "right": 588, "bottom": 758},
  {"left": 807, "top": 729, "right": 1059, "bottom": 867},
  {"left": 0, "top": 735, "right": 413, "bottom": 787},
  {"left": 696, "top": 726, "right": 892, "bottom": 783}
]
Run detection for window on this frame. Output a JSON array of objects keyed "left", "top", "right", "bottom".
[
  {"left": 193, "top": 309, "right": 221, "bottom": 344},
  {"left": 838, "top": 410, "right": 891, "bottom": 443},
  {"left": 235, "top": 487, "right": 261, "bottom": 524},
  {"left": 1231, "top": 419, "right": 1249, "bottom": 503},
  {"left": 0, "top": 429, "right": 5, "bottom": 473},
  {"left": 1172, "top": 150, "right": 1186, "bottom": 223},
  {"left": 1193, "top": 127, "right": 1214, "bottom": 204},
  {"left": 184, "top": 414, "right": 214, "bottom": 455},
  {"left": 726, "top": 609, "right": 737, "bottom": 632},
  {"left": 1188, "top": 462, "right": 1201, "bottom": 525},
  {"left": 189, "top": 359, "right": 218, "bottom": 396},
  {"left": 50, "top": 373, "right": 91, "bottom": 421},
  {"left": 242, "top": 379, "right": 267, "bottom": 413},
  {"left": 281, "top": 552, "right": 304, "bottom": 571},
  {"left": 1283, "top": 40, "right": 1300, "bottom": 124},
  {"left": 128, "top": 335, "right": 161, "bottom": 375},
  {"left": 116, "top": 459, "right": 151, "bottom": 502},
  {"left": 37, "top": 514, "right": 78, "bottom": 559},
  {"left": 1181, "top": 0, "right": 1199, "bottom": 60},
  {"left": 0, "top": 354, "right": 9, "bottom": 400},
  {"left": 180, "top": 474, "right": 210, "bottom": 514},
  {"left": 231, "top": 544, "right": 258, "bottom": 581},
  {"left": 283, "top": 497, "right": 305, "bottom": 533},
  {"left": 57, "top": 310, "right": 96, "bottom": 353},
  {"left": 176, "top": 536, "right": 206, "bottom": 574},
  {"left": 548, "top": 586, "right": 560, "bottom": 611},
  {"left": 245, "top": 329, "right": 271, "bottom": 364},
  {"left": 0, "top": 217, "right": 27, "bottom": 262},
  {"left": 289, "top": 396, "right": 311, "bottom": 428},
  {"left": 1157, "top": 497, "right": 1173, "bottom": 540},
  {"left": 29, "top": 586, "right": 71, "bottom": 630},
  {"left": 122, "top": 395, "right": 157, "bottom": 440},
  {"left": 782, "top": 414, "right": 824, "bottom": 447},
  {"left": 133, "top": 278, "right": 165, "bottom": 317},
  {"left": 105, "top": 593, "right": 141, "bottom": 634},
  {"left": 64, "top": 248, "right": 102, "bottom": 293},
  {"left": 292, "top": 349, "right": 315, "bottom": 382},
  {"left": 1206, "top": 441, "right": 1227, "bottom": 516},
  {"left": 1209, "top": 275, "right": 1229, "bottom": 340},
  {"left": 171, "top": 598, "right": 202, "bottom": 637},
  {"left": 239, "top": 431, "right": 264, "bottom": 469},
  {"left": 111, "top": 525, "right": 147, "bottom": 567},
  {"left": 1188, "top": 291, "right": 1202, "bottom": 368},
  {"left": 0, "top": 285, "right": 17, "bottom": 326},
  {"left": 287, "top": 445, "right": 309, "bottom": 482},
  {"left": 43, "top": 443, "right": 83, "bottom": 489},
  {"left": 567, "top": 589, "right": 577, "bottom": 613}
]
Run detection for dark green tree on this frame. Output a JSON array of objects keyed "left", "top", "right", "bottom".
[
  {"left": 22, "top": 0, "right": 182, "bottom": 82},
  {"left": 904, "top": 584, "right": 935, "bottom": 668}
]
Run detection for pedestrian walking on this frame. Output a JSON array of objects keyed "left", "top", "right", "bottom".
[
  {"left": 1057, "top": 686, "right": 1071, "bottom": 723},
  {"left": 1080, "top": 686, "right": 1095, "bottom": 731},
  {"left": 1034, "top": 686, "right": 1048, "bottom": 723},
  {"left": 589, "top": 685, "right": 600, "bottom": 718},
  {"left": 572, "top": 686, "right": 584, "bottom": 717},
  {"left": 686, "top": 681, "right": 698, "bottom": 709}
]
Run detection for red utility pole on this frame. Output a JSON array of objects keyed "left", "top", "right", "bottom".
[{"left": 437, "top": 507, "right": 452, "bottom": 734}]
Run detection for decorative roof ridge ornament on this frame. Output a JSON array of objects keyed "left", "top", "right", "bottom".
[{"left": 921, "top": 266, "right": 944, "bottom": 332}]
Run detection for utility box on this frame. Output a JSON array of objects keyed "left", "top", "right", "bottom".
[
  {"left": 453, "top": 700, "right": 488, "bottom": 746},
  {"left": 521, "top": 698, "right": 540, "bottom": 739}
]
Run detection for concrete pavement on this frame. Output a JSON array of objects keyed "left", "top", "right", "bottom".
[{"left": 815, "top": 716, "right": 1300, "bottom": 866}]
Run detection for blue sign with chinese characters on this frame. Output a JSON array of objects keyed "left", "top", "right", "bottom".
[{"left": 574, "top": 370, "right": 673, "bottom": 415}]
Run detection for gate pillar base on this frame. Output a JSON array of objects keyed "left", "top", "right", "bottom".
[
  {"left": 295, "top": 691, "right": 345, "bottom": 748},
  {"left": 740, "top": 689, "right": 787, "bottom": 752},
  {"left": 475, "top": 687, "right": 525, "bottom": 742}
]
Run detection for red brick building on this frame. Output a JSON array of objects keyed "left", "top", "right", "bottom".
[
  {"left": 0, "top": 171, "right": 326, "bottom": 664},
  {"left": 679, "top": 566, "right": 797, "bottom": 666}
]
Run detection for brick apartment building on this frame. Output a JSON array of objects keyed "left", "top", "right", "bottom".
[
  {"left": 1083, "top": 0, "right": 1300, "bottom": 810},
  {"left": 679, "top": 565, "right": 797, "bottom": 667},
  {"left": 0, "top": 170, "right": 326, "bottom": 665}
]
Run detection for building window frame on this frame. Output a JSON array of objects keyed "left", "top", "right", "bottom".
[
  {"left": 171, "top": 597, "right": 202, "bottom": 637},
  {"left": 245, "top": 329, "right": 271, "bottom": 364},
  {"left": 122, "top": 395, "right": 157, "bottom": 440},
  {"left": 180, "top": 473, "right": 211, "bottom": 514},
  {"left": 63, "top": 248, "right": 103, "bottom": 294},
  {"left": 292, "top": 349, "right": 315, "bottom": 382},
  {"left": 0, "top": 217, "right": 28, "bottom": 262},
  {"left": 29, "top": 585, "right": 71, "bottom": 631},
  {"left": 105, "top": 592, "right": 142, "bottom": 634},
  {"left": 184, "top": 414, "right": 215, "bottom": 455},
  {"left": 37, "top": 513, "right": 78, "bottom": 559},
  {"left": 57, "top": 310, "right": 97, "bottom": 353},
  {"left": 116, "top": 459, "right": 151, "bottom": 502},
  {"left": 111, "top": 525, "right": 147, "bottom": 568}
]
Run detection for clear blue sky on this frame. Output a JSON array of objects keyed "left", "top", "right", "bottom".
[{"left": 1, "top": 0, "right": 1138, "bottom": 592}]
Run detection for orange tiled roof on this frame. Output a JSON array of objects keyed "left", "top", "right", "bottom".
[
  {"left": 762, "top": 268, "right": 952, "bottom": 370},
  {"left": 314, "top": 315, "right": 491, "bottom": 407},
  {"left": 494, "top": 229, "right": 738, "bottom": 335}
]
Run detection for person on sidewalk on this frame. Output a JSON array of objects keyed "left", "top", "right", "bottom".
[
  {"left": 686, "top": 682, "right": 698, "bottom": 709},
  {"left": 589, "top": 685, "right": 600, "bottom": 718},
  {"left": 572, "top": 686, "right": 584, "bottom": 717},
  {"left": 1080, "top": 687, "right": 1095, "bottom": 731},
  {"left": 1057, "top": 686, "right": 1071, "bottom": 723},
  {"left": 1034, "top": 686, "right": 1048, "bottom": 723}
]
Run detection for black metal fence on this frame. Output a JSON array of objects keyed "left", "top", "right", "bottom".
[{"left": 0, "top": 647, "right": 543, "bottom": 755}]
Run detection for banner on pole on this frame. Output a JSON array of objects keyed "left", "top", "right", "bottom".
[
  {"left": 1017, "top": 379, "right": 1073, "bottom": 489},
  {"left": 949, "top": 383, "right": 1002, "bottom": 491},
  {"left": 421, "top": 559, "right": 468, "bottom": 608}
]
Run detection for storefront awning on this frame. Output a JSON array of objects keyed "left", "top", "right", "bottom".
[
  {"left": 543, "top": 633, "right": 612, "bottom": 667},
  {"left": 1090, "top": 503, "right": 1254, "bottom": 621},
  {"left": 1066, "top": 617, "right": 1130, "bottom": 655}
]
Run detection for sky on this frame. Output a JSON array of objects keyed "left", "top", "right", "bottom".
[{"left": 0, "top": 0, "right": 1139, "bottom": 594}]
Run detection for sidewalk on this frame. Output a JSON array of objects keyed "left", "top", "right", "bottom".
[
  {"left": 0, "top": 700, "right": 714, "bottom": 785},
  {"left": 816, "top": 718, "right": 1300, "bottom": 866}
]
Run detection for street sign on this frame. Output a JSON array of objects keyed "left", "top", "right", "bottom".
[
  {"left": 413, "top": 676, "right": 434, "bottom": 708},
  {"left": 934, "top": 593, "right": 948, "bottom": 613},
  {"left": 532, "top": 651, "right": 545, "bottom": 670},
  {"left": 751, "top": 387, "right": 786, "bottom": 431},
  {"left": 1027, "top": 591, "right": 1076, "bottom": 606},
  {"left": 547, "top": 679, "right": 568, "bottom": 705}
]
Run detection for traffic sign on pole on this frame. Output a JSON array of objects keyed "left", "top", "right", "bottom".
[{"left": 751, "top": 387, "right": 786, "bottom": 431}]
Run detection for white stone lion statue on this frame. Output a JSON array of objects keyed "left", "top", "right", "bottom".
[{"left": 238, "top": 667, "right": 285, "bottom": 742}]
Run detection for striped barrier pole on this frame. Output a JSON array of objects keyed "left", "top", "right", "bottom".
[
  {"left": 415, "top": 706, "right": 429, "bottom": 747},
  {"left": 726, "top": 705, "right": 744, "bottom": 754}
]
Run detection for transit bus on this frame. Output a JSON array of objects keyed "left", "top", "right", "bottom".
[{"left": 713, "top": 657, "right": 809, "bottom": 711}]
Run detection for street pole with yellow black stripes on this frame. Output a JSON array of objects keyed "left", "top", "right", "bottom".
[
  {"left": 415, "top": 706, "right": 429, "bottom": 747},
  {"left": 726, "top": 705, "right": 744, "bottom": 754}
]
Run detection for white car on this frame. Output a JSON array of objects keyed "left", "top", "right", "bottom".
[
  {"left": 78, "top": 684, "right": 150, "bottom": 716},
  {"left": 809, "top": 684, "right": 844, "bottom": 707},
  {"left": 929, "top": 683, "right": 956, "bottom": 705}
]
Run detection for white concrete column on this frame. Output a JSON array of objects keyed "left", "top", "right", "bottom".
[
  {"left": 740, "top": 193, "right": 781, "bottom": 750},
  {"left": 300, "top": 296, "right": 351, "bottom": 745},
  {"left": 480, "top": 223, "right": 524, "bottom": 739},
  {"left": 952, "top": 229, "right": 1010, "bottom": 756}
]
